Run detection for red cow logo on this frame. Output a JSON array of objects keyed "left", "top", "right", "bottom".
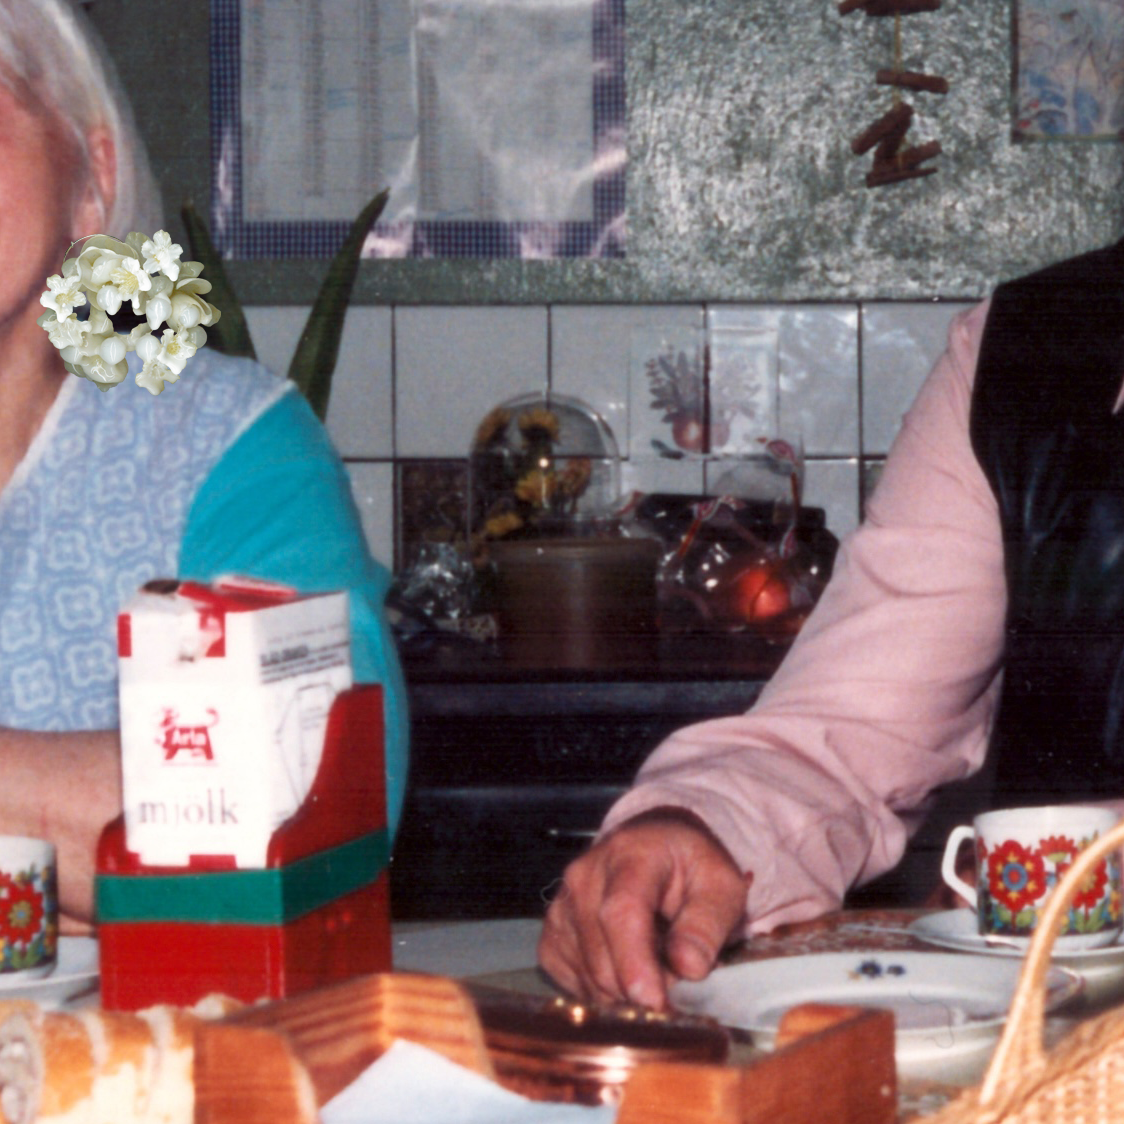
[{"left": 157, "top": 708, "right": 218, "bottom": 763}]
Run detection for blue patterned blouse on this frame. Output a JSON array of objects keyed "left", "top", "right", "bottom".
[{"left": 0, "top": 351, "right": 408, "bottom": 837}]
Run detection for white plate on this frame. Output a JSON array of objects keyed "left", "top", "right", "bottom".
[
  {"left": 910, "top": 909, "right": 1124, "bottom": 1005},
  {"left": 909, "top": 909, "right": 1124, "bottom": 961},
  {"left": 670, "top": 951, "right": 1081, "bottom": 1084},
  {"left": 0, "top": 938, "right": 98, "bottom": 1008}
]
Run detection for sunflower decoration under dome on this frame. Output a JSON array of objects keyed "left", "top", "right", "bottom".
[
  {"left": 468, "top": 392, "right": 622, "bottom": 553},
  {"left": 37, "top": 230, "right": 220, "bottom": 395}
]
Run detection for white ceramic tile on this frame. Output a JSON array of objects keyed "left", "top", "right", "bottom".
[
  {"left": 627, "top": 308, "right": 708, "bottom": 458},
  {"left": 862, "top": 301, "right": 976, "bottom": 455},
  {"left": 242, "top": 305, "right": 307, "bottom": 380},
  {"left": 802, "top": 458, "right": 861, "bottom": 540},
  {"left": 346, "top": 460, "right": 395, "bottom": 570},
  {"left": 551, "top": 305, "right": 703, "bottom": 460},
  {"left": 704, "top": 451, "right": 801, "bottom": 510},
  {"left": 323, "top": 306, "right": 394, "bottom": 458},
  {"left": 707, "top": 325, "right": 780, "bottom": 455},
  {"left": 707, "top": 305, "right": 859, "bottom": 457},
  {"left": 244, "top": 305, "right": 393, "bottom": 458},
  {"left": 619, "top": 455, "right": 705, "bottom": 500},
  {"left": 395, "top": 307, "right": 548, "bottom": 457}
]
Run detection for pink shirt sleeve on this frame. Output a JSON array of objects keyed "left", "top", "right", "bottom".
[{"left": 601, "top": 300, "right": 1008, "bottom": 933}]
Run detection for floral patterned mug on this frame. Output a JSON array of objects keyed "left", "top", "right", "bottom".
[
  {"left": 0, "top": 837, "right": 58, "bottom": 978},
  {"left": 941, "top": 806, "right": 1124, "bottom": 950}
]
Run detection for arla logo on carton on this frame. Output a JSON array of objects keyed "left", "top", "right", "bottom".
[{"left": 118, "top": 576, "right": 353, "bottom": 868}]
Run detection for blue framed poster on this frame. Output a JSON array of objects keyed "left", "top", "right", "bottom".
[{"left": 210, "top": 0, "right": 626, "bottom": 258}]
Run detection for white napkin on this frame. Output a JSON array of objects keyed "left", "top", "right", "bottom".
[{"left": 322, "top": 1040, "right": 619, "bottom": 1124}]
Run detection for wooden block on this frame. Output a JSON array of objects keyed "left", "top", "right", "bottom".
[
  {"left": 774, "top": 1002, "right": 871, "bottom": 1048},
  {"left": 875, "top": 68, "right": 949, "bottom": 95},
  {"left": 863, "top": 0, "right": 942, "bottom": 13},
  {"left": 840, "top": 0, "right": 941, "bottom": 11},
  {"left": 619, "top": 1062, "right": 742, "bottom": 1124},
  {"left": 194, "top": 1024, "right": 318, "bottom": 1124},
  {"left": 742, "top": 1006, "right": 897, "bottom": 1124},
  {"left": 220, "top": 972, "right": 494, "bottom": 1106},
  {"left": 620, "top": 1005, "right": 896, "bottom": 1124},
  {"left": 851, "top": 102, "right": 913, "bottom": 155}
]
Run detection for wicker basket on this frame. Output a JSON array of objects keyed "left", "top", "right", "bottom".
[{"left": 926, "top": 816, "right": 1124, "bottom": 1124}]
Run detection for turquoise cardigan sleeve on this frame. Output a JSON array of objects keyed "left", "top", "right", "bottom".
[{"left": 177, "top": 389, "right": 408, "bottom": 841}]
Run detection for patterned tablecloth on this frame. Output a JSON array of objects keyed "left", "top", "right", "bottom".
[{"left": 724, "top": 907, "right": 935, "bottom": 963}]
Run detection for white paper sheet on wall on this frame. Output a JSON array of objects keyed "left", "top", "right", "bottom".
[
  {"left": 223, "top": 0, "right": 620, "bottom": 257},
  {"left": 414, "top": 0, "right": 595, "bottom": 224},
  {"left": 239, "top": 0, "right": 418, "bottom": 226}
]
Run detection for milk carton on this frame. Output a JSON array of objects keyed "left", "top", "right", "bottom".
[{"left": 117, "top": 577, "right": 353, "bottom": 868}]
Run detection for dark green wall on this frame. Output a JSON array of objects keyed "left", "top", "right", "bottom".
[{"left": 86, "top": 0, "right": 1124, "bottom": 305}]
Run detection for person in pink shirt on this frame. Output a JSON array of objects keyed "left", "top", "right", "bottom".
[{"left": 539, "top": 239, "right": 1124, "bottom": 1008}]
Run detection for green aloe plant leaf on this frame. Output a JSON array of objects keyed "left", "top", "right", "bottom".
[
  {"left": 180, "top": 190, "right": 389, "bottom": 419},
  {"left": 180, "top": 199, "right": 257, "bottom": 361},
  {"left": 288, "top": 187, "right": 389, "bottom": 420}
]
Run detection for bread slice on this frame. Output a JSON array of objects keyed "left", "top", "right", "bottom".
[
  {"left": 0, "top": 1004, "right": 168, "bottom": 1124},
  {"left": 76, "top": 1009, "right": 160, "bottom": 1121},
  {"left": 0, "top": 995, "right": 290, "bottom": 1124},
  {"left": 0, "top": 1007, "right": 97, "bottom": 1123}
]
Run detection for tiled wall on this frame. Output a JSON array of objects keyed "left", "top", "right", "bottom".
[{"left": 244, "top": 300, "right": 979, "bottom": 574}]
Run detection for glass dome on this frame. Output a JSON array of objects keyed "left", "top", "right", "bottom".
[{"left": 467, "top": 391, "right": 622, "bottom": 546}]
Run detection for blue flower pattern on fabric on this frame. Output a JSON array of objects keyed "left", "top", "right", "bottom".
[{"left": 0, "top": 352, "right": 288, "bottom": 732}]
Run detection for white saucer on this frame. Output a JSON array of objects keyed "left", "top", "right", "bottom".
[
  {"left": 0, "top": 938, "right": 98, "bottom": 1008},
  {"left": 671, "top": 950, "right": 1080, "bottom": 1085},
  {"left": 910, "top": 910, "right": 1124, "bottom": 1005},
  {"left": 909, "top": 910, "right": 1124, "bottom": 962}
]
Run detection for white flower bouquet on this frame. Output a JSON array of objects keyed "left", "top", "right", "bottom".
[
  {"left": 36, "top": 184, "right": 388, "bottom": 411},
  {"left": 37, "top": 230, "right": 220, "bottom": 395}
]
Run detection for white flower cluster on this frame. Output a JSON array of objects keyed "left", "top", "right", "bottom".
[{"left": 36, "top": 231, "right": 221, "bottom": 395}]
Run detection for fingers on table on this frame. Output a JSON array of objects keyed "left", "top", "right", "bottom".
[
  {"left": 539, "top": 841, "right": 668, "bottom": 1005},
  {"left": 541, "top": 827, "right": 747, "bottom": 1009}
]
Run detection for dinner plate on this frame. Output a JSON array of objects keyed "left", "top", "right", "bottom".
[
  {"left": 0, "top": 937, "right": 98, "bottom": 1008},
  {"left": 669, "top": 950, "right": 1081, "bottom": 1084},
  {"left": 909, "top": 909, "right": 1124, "bottom": 1005}
]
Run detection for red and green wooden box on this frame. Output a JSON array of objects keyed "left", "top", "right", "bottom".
[{"left": 96, "top": 686, "right": 391, "bottom": 1010}]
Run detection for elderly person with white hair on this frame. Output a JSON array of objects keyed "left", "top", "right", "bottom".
[{"left": 0, "top": 0, "right": 407, "bottom": 926}]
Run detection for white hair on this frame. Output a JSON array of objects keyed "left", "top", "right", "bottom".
[{"left": 0, "top": 0, "right": 163, "bottom": 237}]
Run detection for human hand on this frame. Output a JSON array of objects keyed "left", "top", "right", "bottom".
[{"left": 537, "top": 808, "right": 748, "bottom": 1011}]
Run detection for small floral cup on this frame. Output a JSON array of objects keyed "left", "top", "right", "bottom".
[
  {"left": 941, "top": 806, "right": 1123, "bottom": 950},
  {"left": 0, "top": 837, "right": 58, "bottom": 979}
]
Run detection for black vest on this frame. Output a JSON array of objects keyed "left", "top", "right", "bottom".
[{"left": 970, "top": 238, "right": 1124, "bottom": 807}]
